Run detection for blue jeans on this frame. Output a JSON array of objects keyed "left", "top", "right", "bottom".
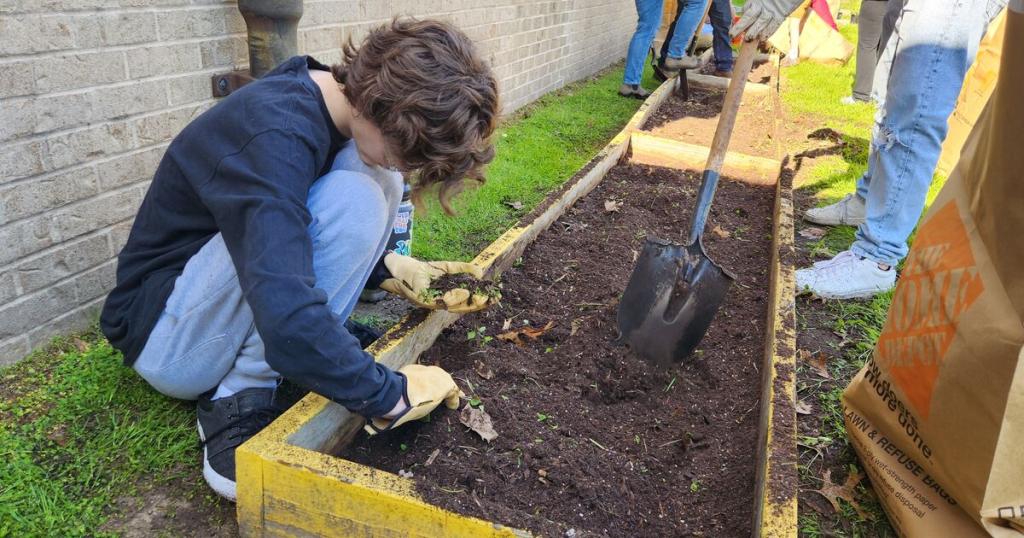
[
  {"left": 851, "top": 0, "right": 1004, "bottom": 266},
  {"left": 624, "top": 0, "right": 664, "bottom": 85},
  {"left": 662, "top": 0, "right": 711, "bottom": 60},
  {"left": 708, "top": 0, "right": 734, "bottom": 71},
  {"left": 133, "top": 142, "right": 402, "bottom": 400}
]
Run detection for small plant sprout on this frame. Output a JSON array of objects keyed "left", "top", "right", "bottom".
[
  {"left": 469, "top": 397, "right": 483, "bottom": 408},
  {"left": 400, "top": 443, "right": 409, "bottom": 452},
  {"left": 419, "top": 287, "right": 442, "bottom": 304},
  {"left": 466, "top": 327, "right": 493, "bottom": 348},
  {"left": 664, "top": 377, "right": 676, "bottom": 392},
  {"left": 690, "top": 479, "right": 702, "bottom": 493},
  {"left": 536, "top": 412, "right": 549, "bottom": 422}
]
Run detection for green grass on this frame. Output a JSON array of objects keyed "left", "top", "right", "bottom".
[
  {"left": 0, "top": 61, "right": 662, "bottom": 536},
  {"left": 0, "top": 327, "right": 206, "bottom": 537},
  {"left": 413, "top": 62, "right": 658, "bottom": 261}
]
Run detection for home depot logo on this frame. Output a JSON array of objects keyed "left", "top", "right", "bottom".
[{"left": 875, "top": 201, "right": 984, "bottom": 419}]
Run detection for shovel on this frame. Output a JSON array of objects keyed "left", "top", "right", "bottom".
[{"left": 617, "top": 41, "right": 759, "bottom": 367}]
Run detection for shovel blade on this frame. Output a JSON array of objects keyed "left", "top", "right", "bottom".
[{"left": 616, "top": 236, "right": 734, "bottom": 367}]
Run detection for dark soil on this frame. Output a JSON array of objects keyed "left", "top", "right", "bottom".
[
  {"left": 641, "top": 87, "right": 777, "bottom": 158},
  {"left": 342, "top": 162, "right": 776, "bottom": 537},
  {"left": 427, "top": 274, "right": 501, "bottom": 303}
]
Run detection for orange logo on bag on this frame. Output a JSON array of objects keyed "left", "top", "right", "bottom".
[{"left": 876, "top": 201, "right": 984, "bottom": 418}]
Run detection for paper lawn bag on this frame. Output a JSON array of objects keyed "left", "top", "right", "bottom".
[{"left": 842, "top": 3, "right": 1024, "bottom": 536}]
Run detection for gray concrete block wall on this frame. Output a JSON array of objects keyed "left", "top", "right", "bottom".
[{"left": 0, "top": 0, "right": 633, "bottom": 366}]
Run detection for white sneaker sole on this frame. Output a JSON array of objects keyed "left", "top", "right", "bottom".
[
  {"left": 796, "top": 281, "right": 894, "bottom": 300},
  {"left": 803, "top": 212, "right": 865, "bottom": 227},
  {"left": 197, "top": 419, "right": 238, "bottom": 502}
]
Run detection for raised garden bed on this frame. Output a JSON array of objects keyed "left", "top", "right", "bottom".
[
  {"left": 235, "top": 77, "right": 797, "bottom": 538},
  {"left": 343, "top": 160, "right": 775, "bottom": 536}
]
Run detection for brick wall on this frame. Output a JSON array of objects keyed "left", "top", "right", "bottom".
[{"left": 0, "top": 0, "right": 633, "bottom": 365}]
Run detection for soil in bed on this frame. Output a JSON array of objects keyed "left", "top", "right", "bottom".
[
  {"left": 342, "top": 162, "right": 776, "bottom": 537},
  {"left": 642, "top": 87, "right": 777, "bottom": 158}
]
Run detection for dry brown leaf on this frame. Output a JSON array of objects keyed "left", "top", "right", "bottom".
[
  {"left": 712, "top": 225, "right": 731, "bottom": 238},
  {"left": 71, "top": 337, "right": 89, "bottom": 353},
  {"left": 498, "top": 321, "right": 555, "bottom": 347},
  {"left": 604, "top": 200, "right": 623, "bottom": 213},
  {"left": 810, "top": 469, "right": 870, "bottom": 520},
  {"left": 570, "top": 318, "right": 583, "bottom": 337},
  {"left": 474, "top": 360, "right": 494, "bottom": 380},
  {"left": 504, "top": 200, "right": 524, "bottom": 210},
  {"left": 459, "top": 405, "right": 498, "bottom": 442},
  {"left": 799, "top": 226, "right": 827, "bottom": 240},
  {"left": 798, "top": 349, "right": 831, "bottom": 379},
  {"left": 795, "top": 400, "right": 813, "bottom": 415}
]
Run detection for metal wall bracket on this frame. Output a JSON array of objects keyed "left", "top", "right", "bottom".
[{"left": 211, "top": 70, "right": 255, "bottom": 98}]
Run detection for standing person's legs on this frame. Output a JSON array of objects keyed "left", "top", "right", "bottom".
[
  {"left": 869, "top": 0, "right": 908, "bottom": 106},
  {"left": 624, "top": 0, "right": 665, "bottom": 86},
  {"left": 850, "top": 0, "right": 888, "bottom": 101},
  {"left": 851, "top": 0, "right": 992, "bottom": 267},
  {"left": 708, "top": 0, "right": 734, "bottom": 73},
  {"left": 798, "top": 0, "right": 997, "bottom": 299},
  {"left": 133, "top": 141, "right": 402, "bottom": 401},
  {"left": 664, "top": 0, "right": 712, "bottom": 62}
]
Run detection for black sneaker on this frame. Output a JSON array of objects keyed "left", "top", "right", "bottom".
[
  {"left": 344, "top": 318, "right": 384, "bottom": 349},
  {"left": 196, "top": 387, "right": 283, "bottom": 501}
]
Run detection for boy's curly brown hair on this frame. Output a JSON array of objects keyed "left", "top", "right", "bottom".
[{"left": 331, "top": 19, "right": 499, "bottom": 214}]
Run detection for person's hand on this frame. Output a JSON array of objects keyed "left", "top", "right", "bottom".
[
  {"left": 379, "top": 252, "right": 497, "bottom": 313},
  {"left": 364, "top": 364, "right": 463, "bottom": 434},
  {"left": 730, "top": 0, "right": 805, "bottom": 42}
]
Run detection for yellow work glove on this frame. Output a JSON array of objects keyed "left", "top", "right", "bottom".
[
  {"left": 364, "top": 364, "right": 463, "bottom": 434},
  {"left": 378, "top": 252, "right": 497, "bottom": 314}
]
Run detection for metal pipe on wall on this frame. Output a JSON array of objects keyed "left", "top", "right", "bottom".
[
  {"left": 238, "top": 0, "right": 304, "bottom": 78},
  {"left": 212, "top": 0, "right": 303, "bottom": 96}
]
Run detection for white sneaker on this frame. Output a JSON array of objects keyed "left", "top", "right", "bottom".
[
  {"left": 804, "top": 194, "right": 866, "bottom": 227},
  {"left": 796, "top": 250, "right": 896, "bottom": 299}
]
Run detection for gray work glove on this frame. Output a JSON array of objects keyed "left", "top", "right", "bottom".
[{"left": 730, "top": 0, "right": 805, "bottom": 42}]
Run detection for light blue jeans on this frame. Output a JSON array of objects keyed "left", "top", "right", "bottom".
[
  {"left": 851, "top": 0, "right": 1005, "bottom": 266},
  {"left": 624, "top": 0, "right": 664, "bottom": 85},
  {"left": 133, "top": 142, "right": 402, "bottom": 400},
  {"left": 663, "top": 0, "right": 711, "bottom": 59}
]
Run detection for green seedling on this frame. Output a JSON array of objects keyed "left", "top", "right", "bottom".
[
  {"left": 690, "top": 480, "right": 702, "bottom": 493},
  {"left": 419, "top": 287, "right": 442, "bottom": 304},
  {"left": 466, "top": 327, "right": 494, "bottom": 348}
]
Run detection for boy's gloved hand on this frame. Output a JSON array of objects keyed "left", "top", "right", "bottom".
[
  {"left": 364, "top": 364, "right": 463, "bottom": 434},
  {"left": 379, "top": 252, "right": 496, "bottom": 313},
  {"left": 730, "top": 0, "right": 804, "bottom": 41}
]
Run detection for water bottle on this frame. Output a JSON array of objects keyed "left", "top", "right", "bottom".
[
  {"left": 360, "top": 183, "right": 414, "bottom": 303},
  {"left": 389, "top": 183, "right": 414, "bottom": 257}
]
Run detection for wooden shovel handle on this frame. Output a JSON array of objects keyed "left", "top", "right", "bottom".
[
  {"left": 686, "top": 41, "right": 760, "bottom": 244},
  {"left": 704, "top": 41, "right": 758, "bottom": 175}
]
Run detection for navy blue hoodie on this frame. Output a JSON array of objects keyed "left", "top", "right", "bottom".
[{"left": 100, "top": 56, "right": 403, "bottom": 418}]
